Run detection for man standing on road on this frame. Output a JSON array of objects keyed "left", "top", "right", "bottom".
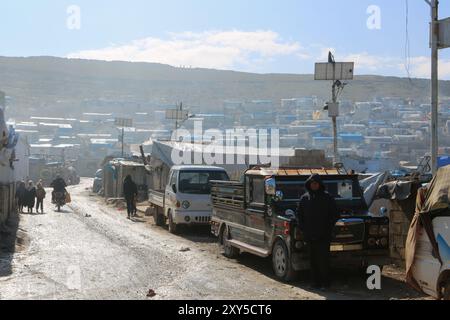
[
  {"left": 35, "top": 180, "right": 46, "bottom": 214},
  {"left": 297, "top": 174, "right": 339, "bottom": 290},
  {"left": 123, "top": 175, "right": 138, "bottom": 220}
]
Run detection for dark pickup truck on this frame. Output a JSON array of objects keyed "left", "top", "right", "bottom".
[{"left": 211, "top": 167, "right": 391, "bottom": 282}]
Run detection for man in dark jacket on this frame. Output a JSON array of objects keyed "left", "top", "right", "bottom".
[
  {"left": 297, "top": 174, "right": 339, "bottom": 289},
  {"left": 123, "top": 175, "right": 138, "bottom": 220}
]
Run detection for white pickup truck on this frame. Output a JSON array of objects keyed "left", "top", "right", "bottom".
[{"left": 148, "top": 165, "right": 229, "bottom": 234}]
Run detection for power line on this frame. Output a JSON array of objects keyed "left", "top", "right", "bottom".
[{"left": 405, "top": 0, "right": 412, "bottom": 81}]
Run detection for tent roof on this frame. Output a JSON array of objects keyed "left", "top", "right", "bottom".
[{"left": 422, "top": 165, "right": 450, "bottom": 212}]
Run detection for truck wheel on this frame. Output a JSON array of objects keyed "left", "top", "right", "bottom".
[
  {"left": 153, "top": 207, "right": 165, "bottom": 227},
  {"left": 443, "top": 280, "right": 450, "bottom": 300},
  {"left": 221, "top": 226, "right": 239, "bottom": 259},
  {"left": 272, "top": 240, "right": 297, "bottom": 282},
  {"left": 168, "top": 212, "right": 178, "bottom": 234}
]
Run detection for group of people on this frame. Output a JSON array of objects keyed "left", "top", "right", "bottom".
[
  {"left": 15, "top": 180, "right": 46, "bottom": 214},
  {"left": 15, "top": 176, "right": 68, "bottom": 214}
]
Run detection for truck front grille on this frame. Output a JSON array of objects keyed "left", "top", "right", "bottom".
[
  {"left": 194, "top": 216, "right": 211, "bottom": 223},
  {"left": 333, "top": 218, "right": 365, "bottom": 244}
]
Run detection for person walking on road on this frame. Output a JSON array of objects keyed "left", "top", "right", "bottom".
[
  {"left": 15, "top": 180, "right": 26, "bottom": 213},
  {"left": 35, "top": 180, "right": 46, "bottom": 214},
  {"left": 296, "top": 174, "right": 339, "bottom": 290},
  {"left": 24, "top": 180, "right": 37, "bottom": 214},
  {"left": 123, "top": 175, "right": 138, "bottom": 220}
]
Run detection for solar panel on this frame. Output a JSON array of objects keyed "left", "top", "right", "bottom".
[{"left": 314, "top": 62, "right": 354, "bottom": 80}]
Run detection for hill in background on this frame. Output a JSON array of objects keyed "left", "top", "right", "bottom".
[{"left": 0, "top": 56, "right": 448, "bottom": 117}]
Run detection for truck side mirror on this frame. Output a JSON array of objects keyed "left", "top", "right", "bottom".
[
  {"left": 172, "top": 184, "right": 177, "bottom": 193},
  {"left": 265, "top": 178, "right": 276, "bottom": 195}
]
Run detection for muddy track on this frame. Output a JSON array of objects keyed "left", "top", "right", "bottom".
[{"left": 0, "top": 179, "right": 427, "bottom": 300}]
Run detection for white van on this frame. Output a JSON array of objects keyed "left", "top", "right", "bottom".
[{"left": 412, "top": 214, "right": 450, "bottom": 299}]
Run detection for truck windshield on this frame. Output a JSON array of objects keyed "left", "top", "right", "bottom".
[
  {"left": 179, "top": 170, "right": 229, "bottom": 194},
  {"left": 278, "top": 179, "right": 362, "bottom": 202}
]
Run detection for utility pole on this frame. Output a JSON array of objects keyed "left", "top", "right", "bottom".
[
  {"left": 429, "top": 0, "right": 439, "bottom": 175},
  {"left": 114, "top": 118, "right": 133, "bottom": 159},
  {"left": 315, "top": 52, "right": 353, "bottom": 165},
  {"left": 166, "top": 102, "right": 192, "bottom": 141},
  {"left": 175, "top": 102, "right": 182, "bottom": 131},
  {"left": 332, "top": 81, "right": 339, "bottom": 164},
  {"left": 121, "top": 127, "right": 124, "bottom": 158}
]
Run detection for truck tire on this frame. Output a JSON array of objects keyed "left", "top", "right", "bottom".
[
  {"left": 443, "top": 280, "right": 450, "bottom": 300},
  {"left": 272, "top": 239, "right": 297, "bottom": 282},
  {"left": 153, "top": 207, "right": 165, "bottom": 227},
  {"left": 168, "top": 211, "right": 178, "bottom": 234},
  {"left": 221, "top": 226, "right": 239, "bottom": 259}
]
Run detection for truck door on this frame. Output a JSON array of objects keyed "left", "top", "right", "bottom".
[
  {"left": 165, "top": 170, "right": 178, "bottom": 213},
  {"left": 245, "top": 176, "right": 266, "bottom": 249}
]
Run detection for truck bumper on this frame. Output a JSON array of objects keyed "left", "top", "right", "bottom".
[
  {"left": 292, "top": 249, "right": 391, "bottom": 271},
  {"left": 173, "top": 210, "right": 212, "bottom": 225},
  {"left": 211, "top": 218, "right": 221, "bottom": 236}
]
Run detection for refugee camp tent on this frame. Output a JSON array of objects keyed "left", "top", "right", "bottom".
[{"left": 405, "top": 166, "right": 450, "bottom": 291}]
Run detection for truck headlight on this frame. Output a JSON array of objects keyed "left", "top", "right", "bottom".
[
  {"left": 182, "top": 201, "right": 191, "bottom": 209},
  {"left": 369, "top": 225, "right": 380, "bottom": 236}
]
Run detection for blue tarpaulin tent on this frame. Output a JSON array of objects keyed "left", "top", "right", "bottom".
[{"left": 438, "top": 156, "right": 450, "bottom": 168}]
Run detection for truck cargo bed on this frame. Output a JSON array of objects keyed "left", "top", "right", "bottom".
[{"left": 148, "top": 189, "right": 165, "bottom": 208}]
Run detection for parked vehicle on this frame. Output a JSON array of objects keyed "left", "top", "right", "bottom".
[
  {"left": 402, "top": 165, "right": 450, "bottom": 300},
  {"left": 211, "top": 166, "right": 391, "bottom": 282},
  {"left": 148, "top": 165, "right": 229, "bottom": 234},
  {"left": 411, "top": 210, "right": 450, "bottom": 299}
]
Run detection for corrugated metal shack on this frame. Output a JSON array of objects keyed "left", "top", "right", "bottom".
[
  {"left": 103, "top": 159, "right": 150, "bottom": 201},
  {"left": 376, "top": 177, "right": 424, "bottom": 265}
]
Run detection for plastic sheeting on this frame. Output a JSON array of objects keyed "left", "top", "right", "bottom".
[
  {"left": 360, "top": 172, "right": 388, "bottom": 208},
  {"left": 420, "top": 165, "right": 450, "bottom": 212},
  {"left": 376, "top": 180, "right": 415, "bottom": 201}
]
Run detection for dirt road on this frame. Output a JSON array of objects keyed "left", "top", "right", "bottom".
[{"left": 0, "top": 178, "right": 427, "bottom": 300}]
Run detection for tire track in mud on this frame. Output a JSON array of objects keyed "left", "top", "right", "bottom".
[
  {"left": 66, "top": 196, "right": 189, "bottom": 296},
  {"left": 65, "top": 185, "right": 313, "bottom": 300}
]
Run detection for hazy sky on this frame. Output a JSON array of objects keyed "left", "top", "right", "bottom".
[{"left": 2, "top": 0, "right": 450, "bottom": 78}]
